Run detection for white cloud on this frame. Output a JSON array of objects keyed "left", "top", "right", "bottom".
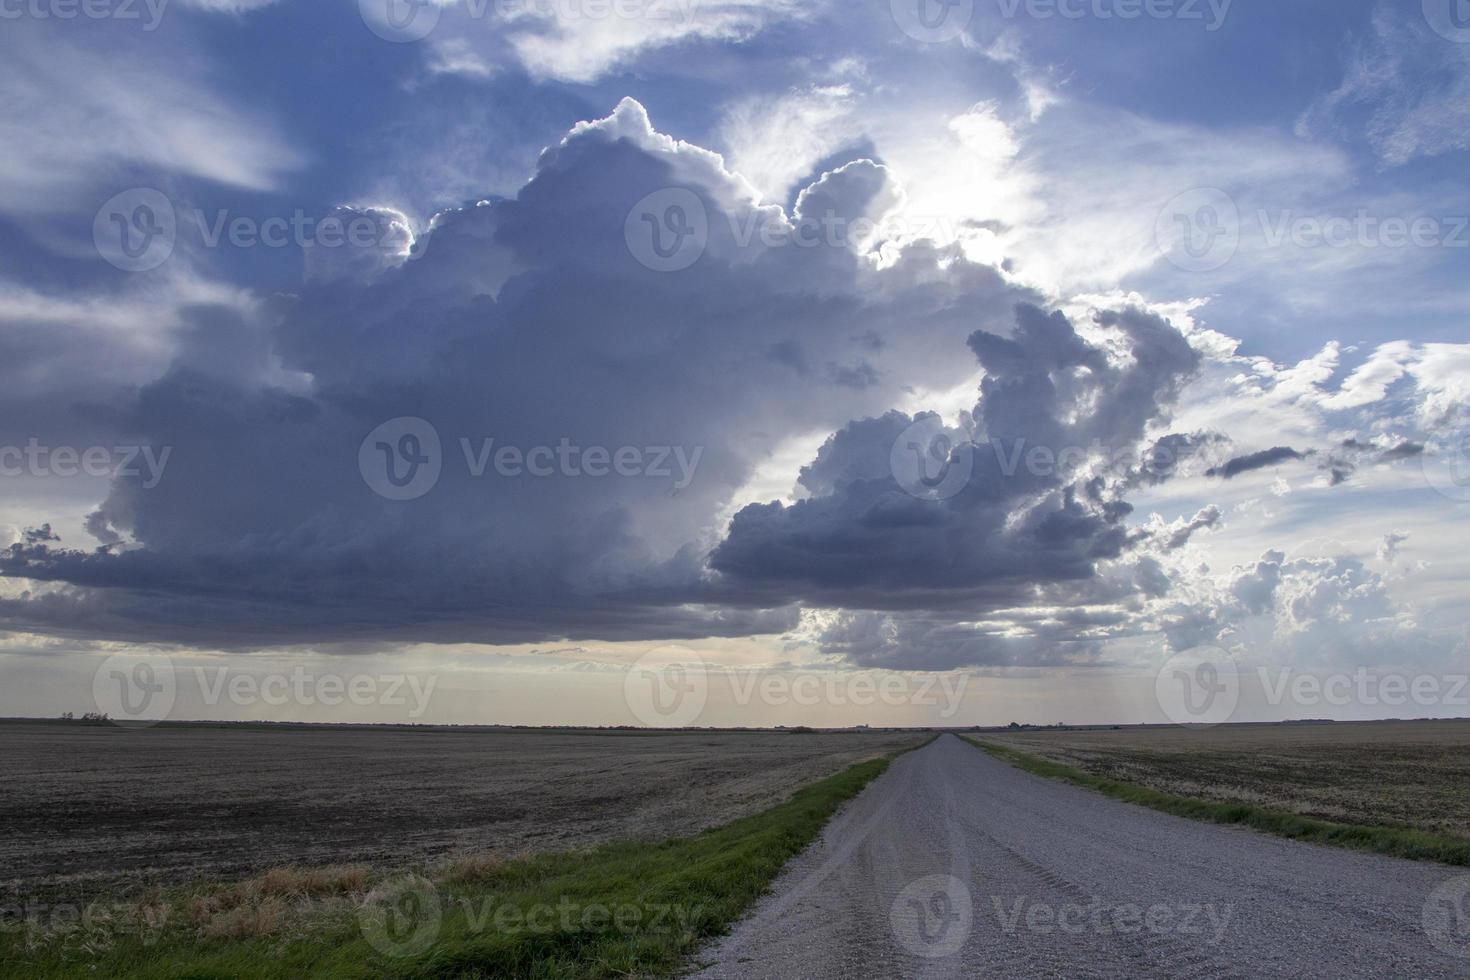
[{"left": 0, "top": 25, "right": 304, "bottom": 211}]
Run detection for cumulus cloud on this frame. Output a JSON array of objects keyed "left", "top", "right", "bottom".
[
  {"left": 0, "top": 100, "right": 1035, "bottom": 647},
  {"left": 1, "top": 98, "right": 1464, "bottom": 677},
  {"left": 711, "top": 303, "right": 1201, "bottom": 614}
]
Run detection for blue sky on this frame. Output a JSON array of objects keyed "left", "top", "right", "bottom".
[{"left": 0, "top": 0, "right": 1467, "bottom": 726}]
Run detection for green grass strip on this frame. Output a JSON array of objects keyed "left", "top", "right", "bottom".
[
  {"left": 3, "top": 737, "right": 933, "bottom": 980},
  {"left": 965, "top": 737, "right": 1470, "bottom": 867}
]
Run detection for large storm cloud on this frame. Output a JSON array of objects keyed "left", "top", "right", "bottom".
[
  {"left": 1, "top": 101, "right": 1040, "bottom": 646},
  {"left": 1, "top": 100, "right": 1462, "bottom": 672}
]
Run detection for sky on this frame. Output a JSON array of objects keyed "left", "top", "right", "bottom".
[{"left": 0, "top": 0, "right": 1467, "bottom": 728}]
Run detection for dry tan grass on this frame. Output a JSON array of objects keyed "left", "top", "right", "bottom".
[
  {"left": 198, "top": 898, "right": 286, "bottom": 939},
  {"left": 187, "top": 893, "right": 226, "bottom": 927},
  {"left": 188, "top": 864, "right": 369, "bottom": 938},
  {"left": 237, "top": 864, "right": 370, "bottom": 900},
  {"left": 439, "top": 850, "right": 504, "bottom": 883}
]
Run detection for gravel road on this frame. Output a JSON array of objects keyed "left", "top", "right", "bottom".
[{"left": 691, "top": 734, "right": 1470, "bottom": 979}]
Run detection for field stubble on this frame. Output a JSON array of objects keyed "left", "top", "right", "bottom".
[
  {"left": 0, "top": 721, "right": 918, "bottom": 899},
  {"left": 982, "top": 719, "right": 1470, "bottom": 839}
]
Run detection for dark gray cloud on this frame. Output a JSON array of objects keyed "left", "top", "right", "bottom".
[
  {"left": 1127, "top": 431, "right": 1227, "bottom": 488},
  {"left": 0, "top": 102, "right": 1214, "bottom": 668},
  {"left": 814, "top": 610, "right": 1112, "bottom": 671},
  {"left": 710, "top": 303, "right": 1201, "bottom": 611},
  {"left": 1205, "top": 446, "right": 1309, "bottom": 479},
  {"left": 0, "top": 101, "right": 1044, "bottom": 648},
  {"left": 1323, "top": 437, "right": 1426, "bottom": 485},
  {"left": 1163, "top": 505, "right": 1221, "bottom": 551}
]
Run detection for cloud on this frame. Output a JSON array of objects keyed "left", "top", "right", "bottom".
[
  {"left": 421, "top": 0, "right": 811, "bottom": 84},
  {"left": 1298, "top": 4, "right": 1470, "bottom": 167},
  {"left": 0, "top": 100, "right": 1037, "bottom": 647},
  {"left": 1162, "top": 505, "right": 1221, "bottom": 551},
  {"left": 1378, "top": 530, "right": 1409, "bottom": 562},
  {"left": 710, "top": 303, "right": 1202, "bottom": 609},
  {"left": 2, "top": 96, "right": 1465, "bottom": 677},
  {"left": 1205, "top": 446, "right": 1309, "bottom": 480},
  {"left": 0, "top": 22, "right": 303, "bottom": 212}
]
